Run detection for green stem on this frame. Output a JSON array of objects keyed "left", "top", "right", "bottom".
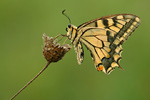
[{"left": 10, "top": 61, "right": 51, "bottom": 100}]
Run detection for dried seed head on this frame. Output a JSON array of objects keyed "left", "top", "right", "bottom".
[{"left": 42, "top": 34, "right": 71, "bottom": 62}]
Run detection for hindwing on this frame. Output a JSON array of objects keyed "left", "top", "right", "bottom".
[{"left": 75, "top": 42, "right": 84, "bottom": 64}]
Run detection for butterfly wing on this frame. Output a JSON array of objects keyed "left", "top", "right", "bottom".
[
  {"left": 78, "top": 14, "right": 140, "bottom": 30},
  {"left": 75, "top": 42, "right": 84, "bottom": 64},
  {"left": 77, "top": 14, "right": 140, "bottom": 74}
]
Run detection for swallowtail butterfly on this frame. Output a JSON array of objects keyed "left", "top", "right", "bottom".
[{"left": 63, "top": 10, "right": 140, "bottom": 74}]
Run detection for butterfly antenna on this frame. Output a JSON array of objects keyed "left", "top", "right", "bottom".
[{"left": 62, "top": 9, "right": 71, "bottom": 24}]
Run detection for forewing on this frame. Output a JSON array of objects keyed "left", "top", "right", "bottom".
[
  {"left": 75, "top": 42, "right": 84, "bottom": 65},
  {"left": 78, "top": 14, "right": 140, "bottom": 43},
  {"left": 78, "top": 14, "right": 140, "bottom": 30}
]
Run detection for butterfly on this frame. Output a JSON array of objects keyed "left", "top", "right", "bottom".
[{"left": 62, "top": 10, "right": 140, "bottom": 74}]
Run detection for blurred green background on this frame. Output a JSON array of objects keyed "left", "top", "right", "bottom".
[{"left": 0, "top": 0, "right": 149, "bottom": 100}]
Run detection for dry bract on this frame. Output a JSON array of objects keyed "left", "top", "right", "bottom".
[{"left": 42, "top": 34, "right": 71, "bottom": 62}]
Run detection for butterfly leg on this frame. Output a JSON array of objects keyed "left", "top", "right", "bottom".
[
  {"left": 54, "top": 34, "right": 67, "bottom": 40},
  {"left": 53, "top": 34, "right": 68, "bottom": 43},
  {"left": 62, "top": 38, "right": 69, "bottom": 45}
]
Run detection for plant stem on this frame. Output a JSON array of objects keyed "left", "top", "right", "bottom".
[{"left": 10, "top": 61, "right": 51, "bottom": 100}]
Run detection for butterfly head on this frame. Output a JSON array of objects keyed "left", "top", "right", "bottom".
[
  {"left": 66, "top": 24, "right": 77, "bottom": 40},
  {"left": 62, "top": 10, "right": 77, "bottom": 40}
]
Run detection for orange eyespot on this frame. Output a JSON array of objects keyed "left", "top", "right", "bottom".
[{"left": 97, "top": 65, "right": 104, "bottom": 71}]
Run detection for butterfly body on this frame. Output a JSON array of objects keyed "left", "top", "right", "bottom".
[{"left": 66, "top": 14, "right": 140, "bottom": 74}]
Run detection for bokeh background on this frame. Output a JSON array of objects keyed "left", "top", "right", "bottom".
[{"left": 0, "top": 0, "right": 149, "bottom": 100}]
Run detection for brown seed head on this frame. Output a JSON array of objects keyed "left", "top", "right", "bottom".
[{"left": 42, "top": 34, "right": 71, "bottom": 62}]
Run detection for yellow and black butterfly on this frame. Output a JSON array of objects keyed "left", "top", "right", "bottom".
[{"left": 62, "top": 10, "right": 140, "bottom": 74}]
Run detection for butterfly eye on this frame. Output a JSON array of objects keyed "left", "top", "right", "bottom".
[
  {"left": 66, "top": 28, "right": 68, "bottom": 32},
  {"left": 68, "top": 24, "right": 71, "bottom": 28}
]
